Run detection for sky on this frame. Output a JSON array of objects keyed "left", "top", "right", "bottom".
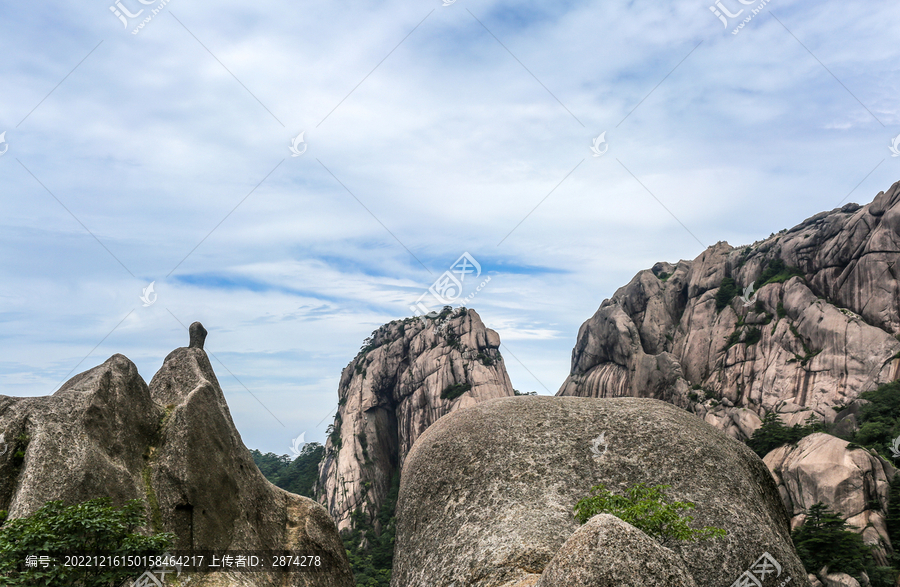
[{"left": 1, "top": 0, "right": 899, "bottom": 455}]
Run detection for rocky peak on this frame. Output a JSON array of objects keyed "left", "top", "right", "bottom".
[
  {"left": 0, "top": 323, "right": 354, "bottom": 587},
  {"left": 559, "top": 180, "right": 900, "bottom": 436},
  {"left": 316, "top": 307, "right": 515, "bottom": 532}
]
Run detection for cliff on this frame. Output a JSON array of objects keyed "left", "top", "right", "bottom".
[{"left": 316, "top": 307, "right": 515, "bottom": 532}]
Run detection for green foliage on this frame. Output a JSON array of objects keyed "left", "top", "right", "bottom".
[
  {"left": 744, "top": 327, "right": 762, "bottom": 346},
  {"left": 715, "top": 277, "right": 739, "bottom": 312},
  {"left": 441, "top": 382, "right": 471, "bottom": 401},
  {"left": 688, "top": 392, "right": 699, "bottom": 402},
  {"left": 342, "top": 473, "right": 400, "bottom": 587},
  {"left": 573, "top": 483, "right": 726, "bottom": 547},
  {"left": 887, "top": 474, "right": 900, "bottom": 556},
  {"left": 0, "top": 498, "right": 173, "bottom": 586},
  {"left": 791, "top": 502, "right": 881, "bottom": 581},
  {"left": 475, "top": 352, "right": 495, "bottom": 366},
  {"left": 658, "top": 272, "right": 670, "bottom": 282},
  {"left": 746, "top": 412, "right": 823, "bottom": 458},
  {"left": 777, "top": 301, "right": 787, "bottom": 319},
  {"left": 250, "top": 443, "right": 326, "bottom": 498},
  {"left": 851, "top": 381, "right": 900, "bottom": 455},
  {"left": 757, "top": 258, "right": 804, "bottom": 287},
  {"left": 513, "top": 389, "right": 537, "bottom": 396}
]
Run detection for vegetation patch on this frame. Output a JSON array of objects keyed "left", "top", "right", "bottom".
[
  {"left": 715, "top": 277, "right": 739, "bottom": 312},
  {"left": 0, "top": 498, "right": 173, "bottom": 586},
  {"left": 757, "top": 258, "right": 804, "bottom": 287},
  {"left": 441, "top": 382, "right": 471, "bottom": 401},
  {"left": 745, "top": 413, "right": 822, "bottom": 458},
  {"left": 251, "top": 443, "right": 325, "bottom": 498},
  {"left": 792, "top": 502, "right": 895, "bottom": 586},
  {"left": 573, "top": 483, "right": 726, "bottom": 547}
]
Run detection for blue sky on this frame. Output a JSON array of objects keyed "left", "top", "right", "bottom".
[{"left": 1, "top": 0, "right": 899, "bottom": 455}]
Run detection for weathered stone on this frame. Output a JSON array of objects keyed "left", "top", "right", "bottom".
[
  {"left": 534, "top": 514, "right": 697, "bottom": 587},
  {"left": 0, "top": 330, "right": 354, "bottom": 587},
  {"left": 558, "top": 181, "right": 900, "bottom": 431},
  {"left": 764, "top": 433, "right": 895, "bottom": 565},
  {"left": 391, "top": 396, "right": 810, "bottom": 587},
  {"left": 317, "top": 307, "right": 515, "bottom": 532},
  {"left": 820, "top": 572, "right": 860, "bottom": 587},
  {"left": 189, "top": 321, "right": 208, "bottom": 349}
]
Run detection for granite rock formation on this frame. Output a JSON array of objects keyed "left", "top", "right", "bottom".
[
  {"left": 557, "top": 182, "right": 900, "bottom": 435},
  {"left": 764, "top": 432, "right": 896, "bottom": 565},
  {"left": 391, "top": 396, "right": 810, "bottom": 587},
  {"left": 316, "top": 307, "right": 515, "bottom": 532},
  {"left": 0, "top": 323, "right": 353, "bottom": 587}
]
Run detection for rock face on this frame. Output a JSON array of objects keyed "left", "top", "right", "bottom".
[
  {"left": 764, "top": 433, "right": 896, "bottom": 564},
  {"left": 391, "top": 396, "right": 811, "bottom": 587},
  {"left": 557, "top": 182, "right": 900, "bottom": 438},
  {"left": 534, "top": 514, "right": 698, "bottom": 587},
  {"left": 317, "top": 307, "right": 515, "bottom": 532},
  {"left": 0, "top": 324, "right": 353, "bottom": 587}
]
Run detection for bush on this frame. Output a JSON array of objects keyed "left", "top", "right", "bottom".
[
  {"left": 573, "top": 483, "right": 726, "bottom": 547},
  {"left": 441, "top": 383, "right": 471, "bottom": 400},
  {"left": 0, "top": 498, "right": 173, "bottom": 586},
  {"left": 758, "top": 258, "right": 804, "bottom": 287},
  {"left": 744, "top": 327, "right": 762, "bottom": 346},
  {"left": 715, "top": 277, "right": 739, "bottom": 312}
]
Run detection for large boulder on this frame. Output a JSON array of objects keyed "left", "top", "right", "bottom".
[
  {"left": 764, "top": 433, "right": 896, "bottom": 563},
  {"left": 534, "top": 514, "right": 697, "bottom": 587},
  {"left": 391, "top": 396, "right": 810, "bottom": 587},
  {"left": 0, "top": 324, "right": 354, "bottom": 587}
]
